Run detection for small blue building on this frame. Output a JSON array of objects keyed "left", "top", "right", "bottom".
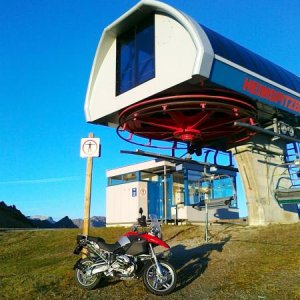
[{"left": 106, "top": 158, "right": 238, "bottom": 226}]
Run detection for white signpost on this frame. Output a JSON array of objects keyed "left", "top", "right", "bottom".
[
  {"left": 80, "top": 137, "right": 101, "bottom": 158},
  {"left": 80, "top": 133, "right": 100, "bottom": 242}
]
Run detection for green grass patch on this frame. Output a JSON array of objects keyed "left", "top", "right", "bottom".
[{"left": 0, "top": 223, "right": 299, "bottom": 299}]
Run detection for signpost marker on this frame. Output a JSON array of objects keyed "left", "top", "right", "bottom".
[{"left": 80, "top": 133, "right": 100, "bottom": 238}]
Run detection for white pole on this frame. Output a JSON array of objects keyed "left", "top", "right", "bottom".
[{"left": 164, "top": 165, "right": 167, "bottom": 224}]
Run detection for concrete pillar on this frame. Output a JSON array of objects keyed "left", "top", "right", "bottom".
[{"left": 232, "top": 134, "right": 299, "bottom": 226}]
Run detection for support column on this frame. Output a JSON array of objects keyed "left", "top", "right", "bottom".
[
  {"left": 163, "top": 164, "right": 167, "bottom": 224},
  {"left": 232, "top": 134, "right": 299, "bottom": 226}
]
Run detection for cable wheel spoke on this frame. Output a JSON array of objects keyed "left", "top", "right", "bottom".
[{"left": 118, "top": 93, "right": 256, "bottom": 149}]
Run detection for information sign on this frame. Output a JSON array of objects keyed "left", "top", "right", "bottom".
[{"left": 80, "top": 138, "right": 101, "bottom": 158}]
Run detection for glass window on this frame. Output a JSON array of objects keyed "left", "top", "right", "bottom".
[
  {"left": 108, "top": 175, "right": 123, "bottom": 186},
  {"left": 123, "top": 172, "right": 137, "bottom": 182},
  {"left": 198, "top": 175, "right": 237, "bottom": 208},
  {"left": 185, "top": 170, "right": 237, "bottom": 208},
  {"left": 211, "top": 177, "right": 234, "bottom": 198},
  {"left": 172, "top": 172, "right": 185, "bottom": 205},
  {"left": 116, "top": 29, "right": 135, "bottom": 94},
  {"left": 108, "top": 172, "right": 137, "bottom": 186},
  {"left": 187, "top": 170, "right": 202, "bottom": 206},
  {"left": 140, "top": 172, "right": 159, "bottom": 182},
  {"left": 116, "top": 15, "right": 155, "bottom": 95}
]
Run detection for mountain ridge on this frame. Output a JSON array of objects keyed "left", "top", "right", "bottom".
[
  {"left": 0, "top": 201, "right": 78, "bottom": 228},
  {"left": 0, "top": 201, "right": 35, "bottom": 228},
  {"left": 72, "top": 216, "right": 106, "bottom": 228},
  {"left": 0, "top": 201, "right": 105, "bottom": 228}
]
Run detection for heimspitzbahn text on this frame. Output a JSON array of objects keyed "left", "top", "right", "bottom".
[{"left": 243, "top": 77, "right": 300, "bottom": 113}]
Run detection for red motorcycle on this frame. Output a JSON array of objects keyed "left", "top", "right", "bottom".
[{"left": 73, "top": 209, "right": 177, "bottom": 295}]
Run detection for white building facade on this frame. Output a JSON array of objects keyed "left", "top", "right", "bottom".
[{"left": 106, "top": 159, "right": 239, "bottom": 226}]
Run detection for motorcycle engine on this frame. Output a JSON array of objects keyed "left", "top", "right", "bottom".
[{"left": 112, "top": 255, "right": 135, "bottom": 277}]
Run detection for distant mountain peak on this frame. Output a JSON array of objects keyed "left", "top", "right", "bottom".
[
  {"left": 0, "top": 201, "right": 35, "bottom": 228},
  {"left": 28, "top": 215, "right": 55, "bottom": 224},
  {"left": 72, "top": 216, "right": 106, "bottom": 228},
  {"left": 54, "top": 216, "right": 78, "bottom": 228}
]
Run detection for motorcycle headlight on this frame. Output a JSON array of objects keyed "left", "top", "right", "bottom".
[
  {"left": 288, "top": 126, "right": 295, "bottom": 137},
  {"left": 131, "top": 225, "right": 138, "bottom": 232},
  {"left": 280, "top": 123, "right": 288, "bottom": 135}
]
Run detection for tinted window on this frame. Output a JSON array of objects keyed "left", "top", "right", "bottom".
[{"left": 116, "top": 15, "right": 155, "bottom": 95}]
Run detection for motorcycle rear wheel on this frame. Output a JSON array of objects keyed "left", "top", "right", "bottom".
[
  {"left": 74, "top": 258, "right": 102, "bottom": 290},
  {"left": 143, "top": 260, "right": 177, "bottom": 295}
]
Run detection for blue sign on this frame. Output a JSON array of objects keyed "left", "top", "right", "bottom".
[{"left": 132, "top": 188, "right": 137, "bottom": 197}]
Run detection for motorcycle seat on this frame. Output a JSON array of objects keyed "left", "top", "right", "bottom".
[
  {"left": 97, "top": 240, "right": 120, "bottom": 252},
  {"left": 87, "top": 235, "right": 105, "bottom": 244},
  {"left": 87, "top": 236, "right": 120, "bottom": 252}
]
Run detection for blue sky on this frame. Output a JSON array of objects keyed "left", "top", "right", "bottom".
[{"left": 1, "top": 0, "right": 299, "bottom": 220}]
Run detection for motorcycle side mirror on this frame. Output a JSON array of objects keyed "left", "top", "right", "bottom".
[
  {"left": 139, "top": 207, "right": 143, "bottom": 216},
  {"left": 138, "top": 215, "right": 147, "bottom": 227}
]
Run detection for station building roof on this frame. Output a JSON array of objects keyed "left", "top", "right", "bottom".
[{"left": 201, "top": 25, "right": 300, "bottom": 93}]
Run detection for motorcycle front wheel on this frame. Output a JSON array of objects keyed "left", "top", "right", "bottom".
[
  {"left": 74, "top": 258, "right": 102, "bottom": 290},
  {"left": 143, "top": 260, "right": 177, "bottom": 295}
]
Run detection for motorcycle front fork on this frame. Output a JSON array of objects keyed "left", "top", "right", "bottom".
[{"left": 149, "top": 244, "right": 163, "bottom": 277}]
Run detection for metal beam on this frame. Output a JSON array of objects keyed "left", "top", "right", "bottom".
[
  {"left": 234, "top": 121, "right": 300, "bottom": 143},
  {"left": 120, "top": 149, "right": 238, "bottom": 172}
]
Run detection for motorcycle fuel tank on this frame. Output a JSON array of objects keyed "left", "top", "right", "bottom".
[
  {"left": 125, "top": 238, "right": 148, "bottom": 256},
  {"left": 118, "top": 236, "right": 131, "bottom": 247}
]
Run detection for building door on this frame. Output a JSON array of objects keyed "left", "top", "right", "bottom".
[
  {"left": 167, "top": 175, "right": 173, "bottom": 219},
  {"left": 147, "top": 181, "right": 163, "bottom": 219}
]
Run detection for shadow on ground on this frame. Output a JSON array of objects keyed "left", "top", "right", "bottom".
[{"left": 169, "top": 236, "right": 231, "bottom": 291}]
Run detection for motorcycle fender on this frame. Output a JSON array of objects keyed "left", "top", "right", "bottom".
[
  {"left": 124, "top": 231, "right": 139, "bottom": 237},
  {"left": 141, "top": 234, "right": 170, "bottom": 249}
]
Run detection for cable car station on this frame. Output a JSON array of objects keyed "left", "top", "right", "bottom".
[
  {"left": 85, "top": 0, "right": 300, "bottom": 225},
  {"left": 105, "top": 151, "right": 238, "bottom": 226}
]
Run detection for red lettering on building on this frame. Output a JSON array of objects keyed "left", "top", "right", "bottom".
[
  {"left": 242, "top": 78, "right": 251, "bottom": 91},
  {"left": 242, "top": 77, "right": 300, "bottom": 113}
]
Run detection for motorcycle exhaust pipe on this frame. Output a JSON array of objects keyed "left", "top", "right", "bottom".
[{"left": 74, "top": 260, "right": 108, "bottom": 274}]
